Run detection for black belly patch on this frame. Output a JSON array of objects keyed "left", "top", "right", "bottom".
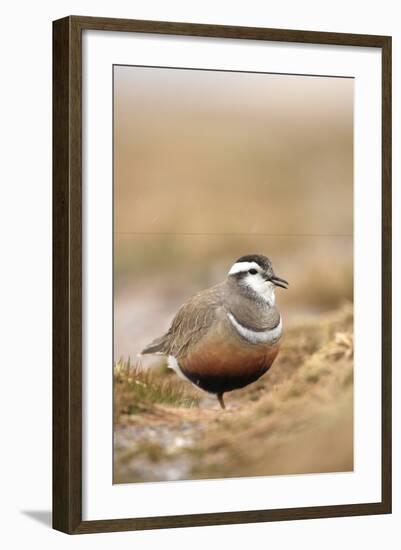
[{"left": 180, "top": 366, "right": 270, "bottom": 394}]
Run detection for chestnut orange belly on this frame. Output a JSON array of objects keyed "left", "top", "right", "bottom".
[{"left": 178, "top": 337, "right": 280, "bottom": 395}]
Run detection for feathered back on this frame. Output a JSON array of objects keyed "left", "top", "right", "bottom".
[{"left": 141, "top": 284, "right": 224, "bottom": 357}]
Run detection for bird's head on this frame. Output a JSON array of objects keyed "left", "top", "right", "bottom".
[{"left": 228, "top": 254, "right": 288, "bottom": 306}]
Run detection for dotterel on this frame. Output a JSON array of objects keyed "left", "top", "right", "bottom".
[{"left": 141, "top": 254, "right": 288, "bottom": 409}]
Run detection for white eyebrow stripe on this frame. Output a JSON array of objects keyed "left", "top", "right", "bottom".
[
  {"left": 228, "top": 261, "right": 261, "bottom": 275},
  {"left": 227, "top": 312, "right": 282, "bottom": 344}
]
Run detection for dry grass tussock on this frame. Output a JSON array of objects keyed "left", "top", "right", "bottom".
[{"left": 114, "top": 303, "right": 353, "bottom": 483}]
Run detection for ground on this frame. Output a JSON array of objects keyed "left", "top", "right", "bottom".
[{"left": 113, "top": 303, "right": 353, "bottom": 484}]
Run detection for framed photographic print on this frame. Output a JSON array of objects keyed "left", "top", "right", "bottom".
[{"left": 53, "top": 16, "right": 392, "bottom": 534}]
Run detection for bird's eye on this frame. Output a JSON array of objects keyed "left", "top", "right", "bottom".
[{"left": 249, "top": 268, "right": 258, "bottom": 275}]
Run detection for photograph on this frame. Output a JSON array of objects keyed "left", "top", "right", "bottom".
[
  {"left": 113, "top": 64, "right": 354, "bottom": 484},
  {"left": 0, "top": 0, "right": 395, "bottom": 545}
]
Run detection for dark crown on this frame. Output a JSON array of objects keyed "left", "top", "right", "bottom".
[{"left": 235, "top": 254, "right": 273, "bottom": 271}]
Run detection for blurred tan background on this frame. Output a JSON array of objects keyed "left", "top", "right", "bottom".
[{"left": 114, "top": 66, "right": 353, "bottom": 361}]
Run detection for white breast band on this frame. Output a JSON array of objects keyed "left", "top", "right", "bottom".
[{"left": 227, "top": 312, "right": 282, "bottom": 344}]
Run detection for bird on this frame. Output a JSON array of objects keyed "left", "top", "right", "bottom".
[{"left": 140, "top": 254, "right": 288, "bottom": 409}]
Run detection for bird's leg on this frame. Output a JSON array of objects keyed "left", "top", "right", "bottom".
[{"left": 217, "top": 393, "right": 226, "bottom": 410}]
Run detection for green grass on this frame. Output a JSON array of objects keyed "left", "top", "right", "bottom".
[{"left": 114, "top": 360, "right": 200, "bottom": 416}]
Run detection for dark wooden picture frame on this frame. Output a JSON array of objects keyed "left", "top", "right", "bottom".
[{"left": 53, "top": 15, "right": 392, "bottom": 534}]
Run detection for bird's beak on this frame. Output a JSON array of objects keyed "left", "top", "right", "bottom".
[{"left": 271, "top": 275, "right": 289, "bottom": 289}]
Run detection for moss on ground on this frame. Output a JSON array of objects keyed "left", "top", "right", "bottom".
[{"left": 114, "top": 303, "right": 353, "bottom": 483}]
